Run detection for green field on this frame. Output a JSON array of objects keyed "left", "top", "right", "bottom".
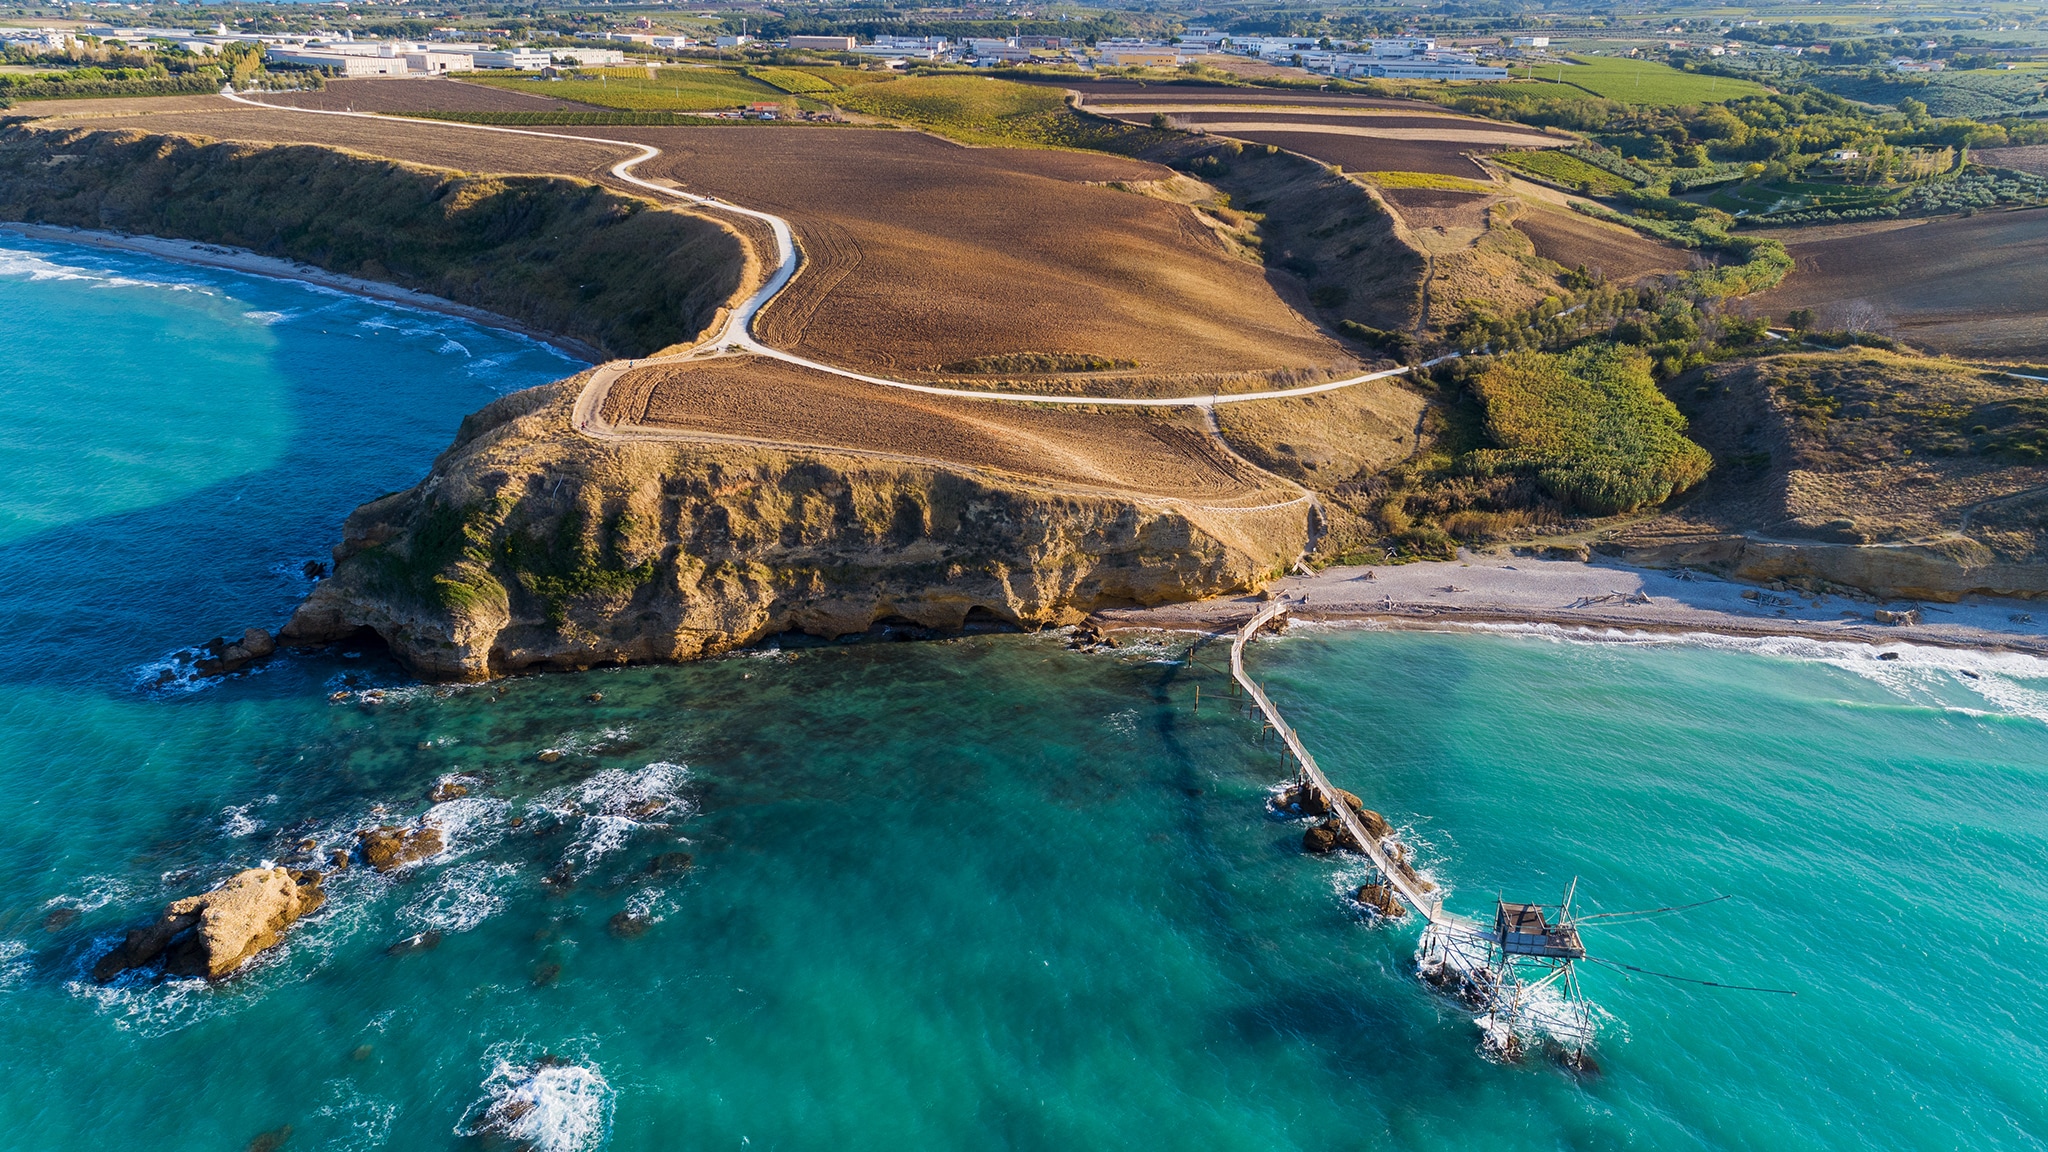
[
  {"left": 1366, "top": 170, "right": 1495, "bottom": 192},
  {"left": 1549, "top": 56, "right": 1769, "bottom": 104},
  {"left": 1493, "top": 150, "right": 1637, "bottom": 194},
  {"left": 748, "top": 66, "right": 841, "bottom": 96},
  {"left": 1487, "top": 55, "right": 1769, "bottom": 106},
  {"left": 1708, "top": 178, "right": 1902, "bottom": 215},
  {"left": 830, "top": 74, "right": 1165, "bottom": 151},
  {"left": 468, "top": 66, "right": 784, "bottom": 111}
]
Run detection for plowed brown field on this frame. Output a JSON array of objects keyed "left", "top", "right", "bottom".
[
  {"left": 607, "top": 355, "right": 1280, "bottom": 499},
  {"left": 1040, "top": 80, "right": 1428, "bottom": 110},
  {"left": 1753, "top": 209, "right": 2048, "bottom": 358},
  {"left": 1510, "top": 201, "right": 1687, "bottom": 281},
  {"left": 1978, "top": 146, "right": 2048, "bottom": 178},
  {"left": 1207, "top": 130, "right": 1503, "bottom": 177},
  {"left": 580, "top": 125, "right": 1340, "bottom": 376},
  {"left": 48, "top": 98, "right": 1345, "bottom": 379}
]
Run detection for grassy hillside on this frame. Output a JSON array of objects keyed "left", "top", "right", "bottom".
[
  {"left": 0, "top": 125, "right": 747, "bottom": 357},
  {"left": 1616, "top": 349, "right": 2048, "bottom": 562}
]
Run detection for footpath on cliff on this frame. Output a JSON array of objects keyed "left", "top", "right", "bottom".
[{"left": 1100, "top": 551, "right": 2048, "bottom": 657}]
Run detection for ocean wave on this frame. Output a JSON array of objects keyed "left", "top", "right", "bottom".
[
  {"left": 219, "top": 796, "right": 277, "bottom": 839},
  {"left": 459, "top": 1048, "right": 614, "bottom": 1152},
  {"left": 1451, "top": 621, "right": 2048, "bottom": 726},
  {"left": 0, "top": 245, "right": 209, "bottom": 293},
  {"left": 438, "top": 338, "right": 472, "bottom": 357},
  {"left": 424, "top": 794, "right": 513, "bottom": 857},
  {"left": 398, "top": 861, "right": 521, "bottom": 934},
  {"left": 531, "top": 761, "right": 691, "bottom": 876},
  {"left": 241, "top": 309, "right": 294, "bottom": 325}
]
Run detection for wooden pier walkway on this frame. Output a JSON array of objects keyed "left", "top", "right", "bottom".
[{"left": 1228, "top": 601, "right": 1473, "bottom": 930}]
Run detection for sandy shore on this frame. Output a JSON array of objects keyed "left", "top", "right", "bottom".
[
  {"left": 0, "top": 222, "right": 605, "bottom": 363},
  {"left": 1100, "top": 552, "right": 2048, "bottom": 657}
]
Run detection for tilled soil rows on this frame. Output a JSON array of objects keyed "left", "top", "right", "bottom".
[
  {"left": 1509, "top": 201, "right": 1688, "bottom": 282},
  {"left": 581, "top": 125, "right": 1342, "bottom": 376},
  {"left": 1754, "top": 210, "right": 2048, "bottom": 358}
]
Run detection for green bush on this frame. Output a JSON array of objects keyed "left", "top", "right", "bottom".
[{"left": 1463, "top": 344, "right": 1712, "bottom": 515}]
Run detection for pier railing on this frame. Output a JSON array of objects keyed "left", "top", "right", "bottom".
[{"left": 1229, "top": 602, "right": 1463, "bottom": 928}]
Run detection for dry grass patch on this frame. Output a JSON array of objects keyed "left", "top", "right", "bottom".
[{"left": 609, "top": 355, "right": 1286, "bottom": 501}]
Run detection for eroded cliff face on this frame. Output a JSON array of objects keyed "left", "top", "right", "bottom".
[{"left": 283, "top": 378, "right": 1309, "bottom": 679}]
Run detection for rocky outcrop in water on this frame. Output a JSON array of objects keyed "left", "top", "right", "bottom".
[
  {"left": 356, "top": 824, "right": 445, "bottom": 873},
  {"left": 92, "top": 866, "right": 325, "bottom": 982},
  {"left": 281, "top": 379, "right": 1308, "bottom": 679}
]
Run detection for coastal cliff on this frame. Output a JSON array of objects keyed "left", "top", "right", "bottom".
[
  {"left": 282, "top": 378, "right": 1306, "bottom": 678},
  {"left": 0, "top": 124, "right": 750, "bottom": 358}
]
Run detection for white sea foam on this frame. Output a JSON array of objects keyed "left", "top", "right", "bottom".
[
  {"left": 438, "top": 338, "right": 472, "bottom": 357},
  {"left": 53, "top": 874, "right": 140, "bottom": 914},
  {"left": 423, "top": 794, "right": 513, "bottom": 857},
  {"left": 398, "top": 861, "right": 521, "bottom": 934},
  {"left": 219, "top": 796, "right": 276, "bottom": 838},
  {"left": 530, "top": 761, "right": 691, "bottom": 875},
  {"left": 459, "top": 1050, "right": 614, "bottom": 1152},
  {"left": 0, "top": 941, "right": 29, "bottom": 990},
  {"left": 0, "top": 245, "right": 208, "bottom": 292},
  {"left": 241, "top": 309, "right": 293, "bottom": 325},
  {"left": 1459, "top": 621, "right": 2048, "bottom": 726},
  {"left": 315, "top": 1079, "right": 397, "bottom": 1149}
]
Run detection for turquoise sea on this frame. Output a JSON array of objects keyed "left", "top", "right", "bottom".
[{"left": 1, "top": 234, "right": 2044, "bottom": 1151}]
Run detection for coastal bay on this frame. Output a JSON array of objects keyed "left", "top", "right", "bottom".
[{"left": 0, "top": 236, "right": 2044, "bottom": 1149}]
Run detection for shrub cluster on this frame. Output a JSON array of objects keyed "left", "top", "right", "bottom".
[{"left": 1463, "top": 345, "right": 1713, "bottom": 515}]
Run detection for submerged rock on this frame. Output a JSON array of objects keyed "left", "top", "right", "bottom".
[
  {"left": 428, "top": 779, "right": 471, "bottom": 803},
  {"left": 642, "top": 851, "right": 693, "bottom": 877},
  {"left": 197, "top": 628, "right": 279, "bottom": 677},
  {"left": 1354, "top": 882, "right": 1405, "bottom": 919},
  {"left": 244, "top": 1125, "right": 292, "bottom": 1152},
  {"left": 92, "top": 866, "right": 325, "bottom": 982},
  {"left": 356, "top": 824, "right": 445, "bottom": 873},
  {"left": 607, "top": 911, "right": 650, "bottom": 939},
  {"left": 385, "top": 930, "right": 443, "bottom": 957}
]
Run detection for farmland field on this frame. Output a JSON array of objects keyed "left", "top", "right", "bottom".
[
  {"left": 830, "top": 74, "right": 1162, "bottom": 150},
  {"left": 602, "top": 125, "right": 1343, "bottom": 379},
  {"left": 46, "top": 93, "right": 1349, "bottom": 382},
  {"left": 1981, "top": 145, "right": 2048, "bottom": 179},
  {"left": 1509, "top": 199, "right": 1688, "bottom": 281},
  {"left": 265, "top": 77, "right": 600, "bottom": 114},
  {"left": 467, "top": 65, "right": 786, "bottom": 111},
  {"left": 1753, "top": 209, "right": 2048, "bottom": 358},
  {"left": 1551, "top": 56, "right": 1768, "bottom": 104},
  {"left": 1493, "top": 149, "right": 1636, "bottom": 194}
]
